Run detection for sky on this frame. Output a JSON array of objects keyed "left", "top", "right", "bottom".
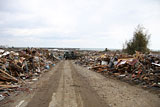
[{"left": 0, "top": 0, "right": 160, "bottom": 49}]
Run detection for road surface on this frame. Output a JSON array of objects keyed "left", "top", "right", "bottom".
[{"left": 1, "top": 60, "right": 160, "bottom": 107}]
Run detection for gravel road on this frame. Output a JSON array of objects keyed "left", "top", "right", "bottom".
[{"left": 1, "top": 60, "right": 160, "bottom": 107}]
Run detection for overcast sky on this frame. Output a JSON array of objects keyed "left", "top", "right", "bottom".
[{"left": 0, "top": 0, "right": 160, "bottom": 49}]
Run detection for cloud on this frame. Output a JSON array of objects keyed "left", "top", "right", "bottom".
[{"left": 0, "top": 0, "right": 160, "bottom": 49}]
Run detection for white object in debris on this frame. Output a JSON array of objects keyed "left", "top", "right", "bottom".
[
  {"left": 3, "top": 51, "right": 10, "bottom": 56},
  {"left": 0, "top": 49, "right": 4, "bottom": 53},
  {"left": 119, "top": 60, "right": 127, "bottom": 65},
  {"left": 119, "top": 74, "right": 126, "bottom": 77},
  {"left": 32, "top": 78, "right": 38, "bottom": 81},
  {"left": 152, "top": 63, "right": 160, "bottom": 67},
  {"left": 102, "top": 61, "right": 108, "bottom": 65},
  {"left": 0, "top": 94, "right": 5, "bottom": 101}
]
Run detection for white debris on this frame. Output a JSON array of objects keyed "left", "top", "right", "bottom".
[
  {"left": 0, "top": 94, "right": 5, "bottom": 101},
  {"left": 152, "top": 63, "right": 160, "bottom": 67},
  {"left": 3, "top": 51, "right": 10, "bottom": 56},
  {"left": 0, "top": 49, "right": 4, "bottom": 53}
]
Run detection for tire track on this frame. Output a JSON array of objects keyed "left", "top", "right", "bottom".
[
  {"left": 25, "top": 61, "right": 64, "bottom": 107},
  {"left": 48, "top": 61, "right": 80, "bottom": 107},
  {"left": 69, "top": 61, "right": 108, "bottom": 107}
]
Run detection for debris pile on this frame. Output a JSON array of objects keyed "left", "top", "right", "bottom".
[
  {"left": 76, "top": 51, "right": 160, "bottom": 89},
  {"left": 0, "top": 48, "right": 59, "bottom": 100}
]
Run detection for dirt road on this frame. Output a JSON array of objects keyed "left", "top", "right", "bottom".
[{"left": 1, "top": 61, "right": 160, "bottom": 107}]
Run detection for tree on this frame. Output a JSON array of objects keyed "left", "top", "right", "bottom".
[
  {"left": 104, "top": 48, "right": 108, "bottom": 52},
  {"left": 123, "top": 25, "right": 150, "bottom": 55}
]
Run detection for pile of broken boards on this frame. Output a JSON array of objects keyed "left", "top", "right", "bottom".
[
  {"left": 76, "top": 52, "right": 160, "bottom": 89},
  {"left": 0, "top": 48, "right": 58, "bottom": 101}
]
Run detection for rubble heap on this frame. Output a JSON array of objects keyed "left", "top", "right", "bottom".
[
  {"left": 0, "top": 48, "right": 58, "bottom": 92},
  {"left": 76, "top": 51, "right": 160, "bottom": 89}
]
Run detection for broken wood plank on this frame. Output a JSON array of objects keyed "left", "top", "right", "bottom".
[{"left": 0, "top": 69, "right": 18, "bottom": 82}]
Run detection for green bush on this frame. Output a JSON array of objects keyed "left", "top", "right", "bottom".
[{"left": 123, "top": 25, "right": 150, "bottom": 55}]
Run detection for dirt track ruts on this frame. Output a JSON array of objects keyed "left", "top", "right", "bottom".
[
  {"left": 25, "top": 61, "right": 63, "bottom": 107},
  {"left": 70, "top": 61, "right": 108, "bottom": 107}
]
